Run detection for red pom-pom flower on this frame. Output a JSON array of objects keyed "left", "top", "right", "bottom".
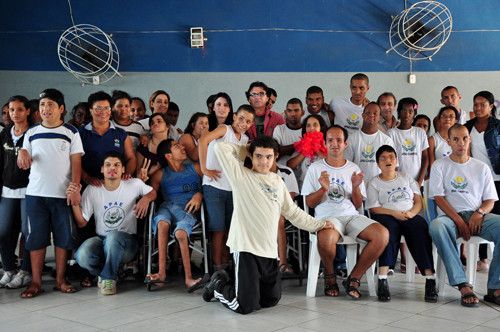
[{"left": 294, "top": 131, "right": 327, "bottom": 161}]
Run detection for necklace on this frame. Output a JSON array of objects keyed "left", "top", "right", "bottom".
[
  {"left": 359, "top": 130, "right": 378, "bottom": 147},
  {"left": 13, "top": 125, "right": 28, "bottom": 136}
]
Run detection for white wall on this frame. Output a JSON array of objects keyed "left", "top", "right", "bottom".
[{"left": 2, "top": 70, "right": 500, "bottom": 131}]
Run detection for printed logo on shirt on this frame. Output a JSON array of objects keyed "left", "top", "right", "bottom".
[
  {"left": 327, "top": 178, "right": 345, "bottom": 203},
  {"left": 442, "top": 151, "right": 451, "bottom": 158},
  {"left": 451, "top": 176, "right": 468, "bottom": 190},
  {"left": 346, "top": 114, "right": 360, "bottom": 127},
  {"left": 3, "top": 142, "right": 21, "bottom": 155},
  {"left": 103, "top": 202, "right": 125, "bottom": 229},
  {"left": 114, "top": 139, "right": 120, "bottom": 148},
  {"left": 259, "top": 182, "right": 278, "bottom": 203},
  {"left": 387, "top": 187, "right": 411, "bottom": 203},
  {"left": 361, "top": 145, "right": 375, "bottom": 159},
  {"left": 402, "top": 139, "right": 416, "bottom": 152},
  {"left": 60, "top": 141, "right": 68, "bottom": 151}
]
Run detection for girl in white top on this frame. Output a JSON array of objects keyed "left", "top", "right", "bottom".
[
  {"left": 387, "top": 97, "right": 429, "bottom": 186},
  {"left": 287, "top": 114, "right": 327, "bottom": 190},
  {"left": 179, "top": 112, "right": 209, "bottom": 164},
  {"left": 199, "top": 104, "right": 255, "bottom": 269},
  {"left": 429, "top": 106, "right": 458, "bottom": 170}
]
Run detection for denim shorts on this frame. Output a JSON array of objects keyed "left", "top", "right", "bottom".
[
  {"left": 203, "top": 185, "right": 233, "bottom": 231},
  {"left": 152, "top": 201, "right": 197, "bottom": 238},
  {"left": 25, "top": 195, "right": 78, "bottom": 251}
]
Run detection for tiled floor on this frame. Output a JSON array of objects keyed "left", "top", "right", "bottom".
[{"left": 1, "top": 254, "right": 499, "bottom": 331}]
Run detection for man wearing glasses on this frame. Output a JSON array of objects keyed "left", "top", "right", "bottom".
[{"left": 245, "top": 81, "right": 285, "bottom": 140}]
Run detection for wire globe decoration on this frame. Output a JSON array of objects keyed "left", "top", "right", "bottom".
[
  {"left": 58, "top": 24, "right": 122, "bottom": 85},
  {"left": 387, "top": 1, "right": 452, "bottom": 61}
]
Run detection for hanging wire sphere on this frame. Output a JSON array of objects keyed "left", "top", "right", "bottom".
[
  {"left": 58, "top": 24, "right": 120, "bottom": 85},
  {"left": 388, "top": 1, "right": 452, "bottom": 61}
]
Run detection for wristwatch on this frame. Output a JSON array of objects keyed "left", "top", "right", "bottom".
[{"left": 475, "top": 208, "right": 485, "bottom": 217}]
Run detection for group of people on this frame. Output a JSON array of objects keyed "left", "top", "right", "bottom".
[{"left": 0, "top": 74, "right": 499, "bottom": 316}]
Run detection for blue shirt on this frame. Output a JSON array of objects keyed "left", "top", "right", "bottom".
[
  {"left": 79, "top": 122, "right": 128, "bottom": 179},
  {"left": 160, "top": 164, "right": 201, "bottom": 206}
]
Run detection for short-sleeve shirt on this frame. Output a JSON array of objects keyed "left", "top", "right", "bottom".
[
  {"left": 329, "top": 96, "right": 364, "bottom": 136},
  {"left": 302, "top": 159, "right": 366, "bottom": 219},
  {"left": 429, "top": 156, "right": 498, "bottom": 216},
  {"left": 344, "top": 130, "right": 395, "bottom": 182},
  {"left": 273, "top": 124, "right": 302, "bottom": 165},
  {"left": 276, "top": 164, "right": 299, "bottom": 196},
  {"left": 111, "top": 120, "right": 146, "bottom": 152},
  {"left": 387, "top": 126, "right": 429, "bottom": 181},
  {"left": 81, "top": 178, "right": 153, "bottom": 236},
  {"left": 366, "top": 171, "right": 420, "bottom": 212},
  {"left": 79, "top": 122, "right": 129, "bottom": 179},
  {"left": 432, "top": 132, "right": 452, "bottom": 161},
  {"left": 23, "top": 123, "right": 84, "bottom": 198}
]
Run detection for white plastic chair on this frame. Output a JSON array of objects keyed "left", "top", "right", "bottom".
[{"left": 303, "top": 196, "right": 376, "bottom": 297}]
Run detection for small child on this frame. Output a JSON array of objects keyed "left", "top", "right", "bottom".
[{"left": 18, "top": 88, "right": 85, "bottom": 298}]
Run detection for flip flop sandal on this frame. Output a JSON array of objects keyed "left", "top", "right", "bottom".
[
  {"left": 324, "top": 274, "right": 339, "bottom": 297},
  {"left": 53, "top": 284, "right": 78, "bottom": 294},
  {"left": 343, "top": 276, "right": 362, "bottom": 300},
  {"left": 279, "top": 263, "right": 294, "bottom": 276},
  {"left": 21, "top": 286, "right": 45, "bottom": 299},
  {"left": 187, "top": 273, "right": 211, "bottom": 293},
  {"left": 458, "top": 282, "right": 479, "bottom": 307},
  {"left": 484, "top": 289, "right": 500, "bottom": 306}
]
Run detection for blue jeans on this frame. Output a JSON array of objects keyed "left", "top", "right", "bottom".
[
  {"left": 0, "top": 197, "right": 31, "bottom": 272},
  {"left": 429, "top": 211, "right": 500, "bottom": 289},
  {"left": 75, "top": 231, "right": 138, "bottom": 280}
]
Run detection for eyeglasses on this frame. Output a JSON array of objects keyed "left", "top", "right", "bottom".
[
  {"left": 440, "top": 114, "right": 455, "bottom": 119},
  {"left": 249, "top": 92, "right": 266, "bottom": 98},
  {"left": 93, "top": 106, "right": 111, "bottom": 112}
]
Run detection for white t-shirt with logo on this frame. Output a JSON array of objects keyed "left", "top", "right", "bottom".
[
  {"left": 366, "top": 171, "right": 420, "bottom": 212},
  {"left": 329, "top": 96, "right": 364, "bottom": 136},
  {"left": 344, "top": 130, "right": 395, "bottom": 182},
  {"left": 432, "top": 132, "right": 452, "bottom": 161},
  {"left": 302, "top": 159, "right": 365, "bottom": 219},
  {"left": 81, "top": 178, "right": 153, "bottom": 236},
  {"left": 387, "top": 126, "right": 429, "bottom": 181},
  {"left": 429, "top": 156, "right": 498, "bottom": 216}
]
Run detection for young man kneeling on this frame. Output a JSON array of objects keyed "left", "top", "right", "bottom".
[{"left": 202, "top": 135, "right": 335, "bottom": 314}]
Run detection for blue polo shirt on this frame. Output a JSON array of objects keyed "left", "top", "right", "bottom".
[{"left": 79, "top": 122, "right": 128, "bottom": 179}]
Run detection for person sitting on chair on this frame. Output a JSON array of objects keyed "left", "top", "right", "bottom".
[
  {"left": 146, "top": 139, "right": 207, "bottom": 292},
  {"left": 429, "top": 124, "right": 500, "bottom": 307}
]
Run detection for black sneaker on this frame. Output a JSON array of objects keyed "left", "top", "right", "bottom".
[
  {"left": 335, "top": 269, "right": 348, "bottom": 280},
  {"left": 425, "top": 278, "right": 438, "bottom": 302},
  {"left": 377, "top": 278, "right": 391, "bottom": 302},
  {"left": 202, "top": 270, "right": 229, "bottom": 302}
]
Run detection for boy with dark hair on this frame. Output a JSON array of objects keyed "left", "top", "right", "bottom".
[
  {"left": 69, "top": 151, "right": 155, "bottom": 295},
  {"left": 304, "top": 86, "right": 334, "bottom": 126},
  {"left": 18, "top": 88, "right": 84, "bottom": 298},
  {"left": 202, "top": 135, "right": 334, "bottom": 314},
  {"left": 111, "top": 90, "right": 146, "bottom": 151},
  {"left": 273, "top": 98, "right": 304, "bottom": 164}
]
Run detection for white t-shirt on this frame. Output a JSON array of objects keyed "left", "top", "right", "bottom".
[
  {"left": 458, "top": 110, "right": 471, "bottom": 125},
  {"left": 302, "top": 159, "right": 366, "bottom": 219},
  {"left": 81, "top": 178, "right": 153, "bottom": 236},
  {"left": 111, "top": 120, "right": 146, "bottom": 152},
  {"left": 366, "top": 172, "right": 420, "bottom": 212},
  {"left": 23, "top": 123, "right": 85, "bottom": 198},
  {"left": 276, "top": 164, "right": 299, "bottom": 196},
  {"left": 272, "top": 124, "right": 302, "bottom": 165},
  {"left": 139, "top": 118, "right": 180, "bottom": 141},
  {"left": 204, "top": 124, "right": 248, "bottom": 191},
  {"left": 387, "top": 126, "right": 429, "bottom": 181},
  {"left": 429, "top": 156, "right": 498, "bottom": 216},
  {"left": 344, "top": 130, "right": 395, "bottom": 182},
  {"left": 432, "top": 132, "right": 452, "bottom": 161},
  {"left": 301, "top": 109, "right": 332, "bottom": 127},
  {"left": 470, "top": 127, "right": 500, "bottom": 181},
  {"left": 329, "top": 96, "right": 364, "bottom": 136}
]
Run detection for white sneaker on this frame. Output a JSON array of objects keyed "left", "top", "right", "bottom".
[
  {"left": 100, "top": 279, "right": 116, "bottom": 295},
  {"left": 0, "top": 270, "right": 16, "bottom": 288},
  {"left": 6, "top": 270, "right": 32, "bottom": 289}
]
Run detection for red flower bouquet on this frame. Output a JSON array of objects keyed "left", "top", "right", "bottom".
[{"left": 294, "top": 131, "right": 327, "bottom": 161}]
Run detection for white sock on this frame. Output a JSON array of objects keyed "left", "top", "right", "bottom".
[
  {"left": 378, "top": 275, "right": 388, "bottom": 279},
  {"left": 426, "top": 275, "right": 436, "bottom": 280}
]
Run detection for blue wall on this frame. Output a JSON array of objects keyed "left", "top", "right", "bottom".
[{"left": 1, "top": 0, "right": 500, "bottom": 72}]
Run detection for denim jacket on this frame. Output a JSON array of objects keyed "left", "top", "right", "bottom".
[{"left": 465, "top": 116, "right": 500, "bottom": 175}]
